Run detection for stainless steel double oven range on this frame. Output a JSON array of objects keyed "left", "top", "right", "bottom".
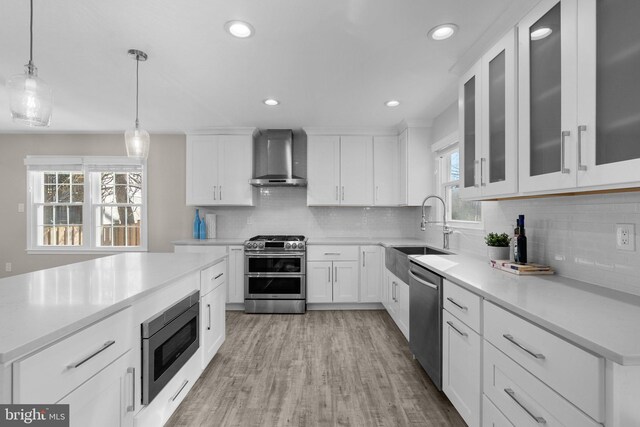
[{"left": 244, "top": 235, "right": 307, "bottom": 314}]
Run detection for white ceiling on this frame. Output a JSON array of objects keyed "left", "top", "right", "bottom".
[{"left": 0, "top": 0, "right": 537, "bottom": 133}]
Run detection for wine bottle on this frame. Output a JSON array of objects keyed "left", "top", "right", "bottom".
[
  {"left": 513, "top": 218, "right": 520, "bottom": 263},
  {"left": 516, "top": 214, "right": 527, "bottom": 264}
]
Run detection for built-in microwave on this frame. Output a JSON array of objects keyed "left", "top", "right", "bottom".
[{"left": 141, "top": 290, "right": 200, "bottom": 405}]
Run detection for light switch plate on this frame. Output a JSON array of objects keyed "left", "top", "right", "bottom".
[
  {"left": 616, "top": 224, "right": 635, "bottom": 251},
  {"left": 5, "top": 263, "right": 11, "bottom": 272},
  {"left": 17, "top": 203, "right": 25, "bottom": 213}
]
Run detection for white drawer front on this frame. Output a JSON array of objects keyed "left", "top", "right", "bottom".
[
  {"left": 482, "top": 395, "right": 514, "bottom": 427},
  {"left": 443, "top": 279, "right": 482, "bottom": 333},
  {"left": 13, "top": 307, "right": 133, "bottom": 404},
  {"left": 201, "top": 260, "right": 226, "bottom": 295},
  {"left": 484, "top": 342, "right": 600, "bottom": 427},
  {"left": 307, "top": 245, "right": 359, "bottom": 261},
  {"left": 484, "top": 302, "right": 604, "bottom": 422}
]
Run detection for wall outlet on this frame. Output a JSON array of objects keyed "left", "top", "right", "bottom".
[
  {"left": 5, "top": 263, "right": 11, "bottom": 272},
  {"left": 616, "top": 224, "right": 635, "bottom": 251},
  {"left": 17, "top": 203, "right": 25, "bottom": 213}
]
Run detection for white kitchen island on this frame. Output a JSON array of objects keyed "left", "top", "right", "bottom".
[{"left": 0, "top": 252, "right": 226, "bottom": 427}]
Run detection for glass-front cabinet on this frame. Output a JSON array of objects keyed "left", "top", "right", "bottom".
[
  {"left": 460, "top": 29, "right": 517, "bottom": 200},
  {"left": 576, "top": 0, "right": 640, "bottom": 187},
  {"left": 520, "top": 0, "right": 640, "bottom": 193}
]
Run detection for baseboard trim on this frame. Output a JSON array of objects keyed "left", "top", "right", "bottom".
[
  {"left": 307, "top": 303, "right": 384, "bottom": 311},
  {"left": 225, "top": 303, "right": 245, "bottom": 311}
]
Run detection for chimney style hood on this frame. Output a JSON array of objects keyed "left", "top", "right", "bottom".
[{"left": 250, "top": 129, "right": 307, "bottom": 187}]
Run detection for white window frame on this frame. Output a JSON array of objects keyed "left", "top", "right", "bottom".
[
  {"left": 433, "top": 134, "right": 483, "bottom": 230},
  {"left": 25, "top": 156, "right": 148, "bottom": 254}
]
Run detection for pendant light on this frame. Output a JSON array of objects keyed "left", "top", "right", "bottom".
[
  {"left": 124, "top": 49, "right": 150, "bottom": 159},
  {"left": 7, "top": 0, "right": 53, "bottom": 127}
]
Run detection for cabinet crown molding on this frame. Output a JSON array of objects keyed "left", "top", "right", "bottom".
[
  {"left": 187, "top": 127, "right": 258, "bottom": 136},
  {"left": 303, "top": 127, "right": 398, "bottom": 136}
]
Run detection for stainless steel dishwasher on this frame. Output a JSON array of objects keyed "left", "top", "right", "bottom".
[{"left": 408, "top": 260, "right": 443, "bottom": 390}]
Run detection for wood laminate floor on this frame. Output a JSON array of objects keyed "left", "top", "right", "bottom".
[{"left": 165, "top": 310, "right": 466, "bottom": 427}]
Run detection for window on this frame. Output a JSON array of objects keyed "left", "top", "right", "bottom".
[
  {"left": 26, "top": 156, "right": 147, "bottom": 252},
  {"left": 437, "top": 144, "right": 482, "bottom": 225}
]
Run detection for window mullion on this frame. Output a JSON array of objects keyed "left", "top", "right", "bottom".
[{"left": 84, "top": 167, "right": 92, "bottom": 249}]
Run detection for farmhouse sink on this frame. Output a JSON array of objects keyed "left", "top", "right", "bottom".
[
  {"left": 385, "top": 245, "right": 452, "bottom": 284},
  {"left": 391, "top": 246, "right": 450, "bottom": 256}
]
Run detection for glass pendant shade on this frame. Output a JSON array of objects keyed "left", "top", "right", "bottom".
[
  {"left": 125, "top": 125, "right": 150, "bottom": 159},
  {"left": 7, "top": 65, "right": 53, "bottom": 127}
]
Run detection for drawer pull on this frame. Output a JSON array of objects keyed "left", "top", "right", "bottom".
[
  {"left": 171, "top": 380, "right": 189, "bottom": 402},
  {"left": 447, "top": 321, "right": 468, "bottom": 337},
  {"left": 504, "top": 388, "right": 547, "bottom": 424},
  {"left": 324, "top": 252, "right": 341, "bottom": 255},
  {"left": 213, "top": 272, "right": 224, "bottom": 280},
  {"left": 503, "top": 334, "right": 546, "bottom": 360},
  {"left": 207, "top": 304, "right": 211, "bottom": 330},
  {"left": 446, "top": 297, "right": 468, "bottom": 311},
  {"left": 67, "top": 340, "right": 116, "bottom": 369}
]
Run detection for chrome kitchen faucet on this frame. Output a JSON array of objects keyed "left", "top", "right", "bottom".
[{"left": 420, "top": 195, "right": 453, "bottom": 250}]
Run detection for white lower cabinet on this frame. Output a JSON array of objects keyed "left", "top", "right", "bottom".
[
  {"left": 384, "top": 269, "right": 409, "bottom": 340},
  {"left": 482, "top": 395, "right": 513, "bottom": 427},
  {"left": 201, "top": 281, "right": 226, "bottom": 368},
  {"left": 442, "top": 310, "right": 481, "bottom": 427},
  {"left": 227, "top": 245, "right": 244, "bottom": 303},
  {"left": 359, "top": 245, "right": 382, "bottom": 302},
  {"left": 484, "top": 342, "right": 600, "bottom": 427},
  {"left": 307, "top": 260, "right": 359, "bottom": 303},
  {"left": 60, "top": 349, "right": 136, "bottom": 427}
]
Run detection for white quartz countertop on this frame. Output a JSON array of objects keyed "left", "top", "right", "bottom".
[
  {"left": 173, "top": 238, "right": 245, "bottom": 246},
  {"left": 0, "top": 252, "right": 225, "bottom": 364},
  {"left": 307, "top": 237, "right": 428, "bottom": 246},
  {"left": 410, "top": 253, "right": 640, "bottom": 365}
]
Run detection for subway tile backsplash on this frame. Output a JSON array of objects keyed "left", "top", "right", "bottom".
[
  {"left": 198, "top": 187, "right": 422, "bottom": 240},
  {"left": 423, "top": 192, "right": 640, "bottom": 296}
]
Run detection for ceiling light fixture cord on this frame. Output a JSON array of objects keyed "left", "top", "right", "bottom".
[
  {"left": 28, "top": 0, "right": 34, "bottom": 72},
  {"left": 135, "top": 56, "right": 139, "bottom": 128}
]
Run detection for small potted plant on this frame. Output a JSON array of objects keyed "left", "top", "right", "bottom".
[{"left": 484, "top": 232, "right": 511, "bottom": 261}]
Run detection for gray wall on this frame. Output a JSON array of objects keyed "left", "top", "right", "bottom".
[
  {"left": 431, "top": 102, "right": 458, "bottom": 142},
  {"left": 0, "top": 133, "right": 190, "bottom": 278}
]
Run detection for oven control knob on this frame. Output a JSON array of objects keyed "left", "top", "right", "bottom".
[
  {"left": 285, "top": 243, "right": 292, "bottom": 249},
  {"left": 258, "top": 242, "right": 264, "bottom": 249},
  {"left": 252, "top": 243, "right": 258, "bottom": 248},
  {"left": 245, "top": 242, "right": 252, "bottom": 249},
  {"left": 299, "top": 243, "right": 304, "bottom": 249},
  {"left": 295, "top": 243, "right": 301, "bottom": 249}
]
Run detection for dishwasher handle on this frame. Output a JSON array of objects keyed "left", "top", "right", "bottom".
[{"left": 408, "top": 270, "right": 438, "bottom": 290}]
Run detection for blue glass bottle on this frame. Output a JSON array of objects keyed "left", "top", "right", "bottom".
[
  {"left": 199, "top": 215, "right": 207, "bottom": 239},
  {"left": 193, "top": 209, "right": 201, "bottom": 239}
]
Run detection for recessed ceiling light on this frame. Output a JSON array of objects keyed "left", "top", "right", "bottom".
[
  {"left": 428, "top": 23, "right": 458, "bottom": 41},
  {"left": 530, "top": 27, "right": 552, "bottom": 41},
  {"left": 224, "top": 20, "right": 254, "bottom": 38},
  {"left": 385, "top": 100, "right": 400, "bottom": 107},
  {"left": 263, "top": 99, "right": 279, "bottom": 106}
]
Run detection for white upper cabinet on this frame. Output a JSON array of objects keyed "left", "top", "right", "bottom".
[
  {"left": 519, "top": 0, "right": 579, "bottom": 193},
  {"left": 576, "top": 0, "right": 640, "bottom": 188},
  {"left": 340, "top": 136, "right": 374, "bottom": 205},
  {"left": 460, "top": 29, "right": 517, "bottom": 199},
  {"left": 186, "top": 131, "right": 255, "bottom": 206},
  {"left": 398, "top": 127, "right": 432, "bottom": 206},
  {"left": 306, "top": 134, "right": 373, "bottom": 206},
  {"left": 373, "top": 136, "right": 399, "bottom": 205},
  {"left": 307, "top": 135, "right": 341, "bottom": 205}
]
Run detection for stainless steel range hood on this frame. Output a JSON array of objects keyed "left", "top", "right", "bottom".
[{"left": 250, "top": 129, "right": 307, "bottom": 187}]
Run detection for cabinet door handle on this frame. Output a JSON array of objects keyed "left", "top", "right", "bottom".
[
  {"left": 328, "top": 266, "right": 331, "bottom": 282},
  {"left": 474, "top": 160, "right": 480, "bottom": 188},
  {"left": 219, "top": 185, "right": 223, "bottom": 200},
  {"left": 67, "top": 340, "right": 116, "bottom": 369},
  {"left": 335, "top": 186, "right": 339, "bottom": 201},
  {"left": 171, "top": 380, "right": 189, "bottom": 402},
  {"left": 504, "top": 388, "right": 547, "bottom": 424},
  {"left": 577, "top": 125, "right": 587, "bottom": 171},
  {"left": 561, "top": 131, "right": 571, "bottom": 174},
  {"left": 375, "top": 186, "right": 379, "bottom": 201},
  {"left": 446, "top": 297, "right": 468, "bottom": 311},
  {"left": 362, "top": 251, "right": 365, "bottom": 267},
  {"left": 480, "top": 158, "right": 486, "bottom": 187},
  {"left": 503, "top": 334, "right": 545, "bottom": 359},
  {"left": 334, "top": 266, "right": 338, "bottom": 282},
  {"left": 324, "top": 252, "right": 341, "bottom": 255},
  {"left": 207, "top": 303, "right": 211, "bottom": 330},
  {"left": 341, "top": 186, "right": 345, "bottom": 201},
  {"left": 392, "top": 281, "right": 397, "bottom": 302},
  {"left": 213, "top": 185, "right": 217, "bottom": 200},
  {"left": 213, "top": 272, "right": 224, "bottom": 280},
  {"left": 126, "top": 367, "right": 135, "bottom": 412},
  {"left": 447, "top": 320, "right": 468, "bottom": 337}
]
